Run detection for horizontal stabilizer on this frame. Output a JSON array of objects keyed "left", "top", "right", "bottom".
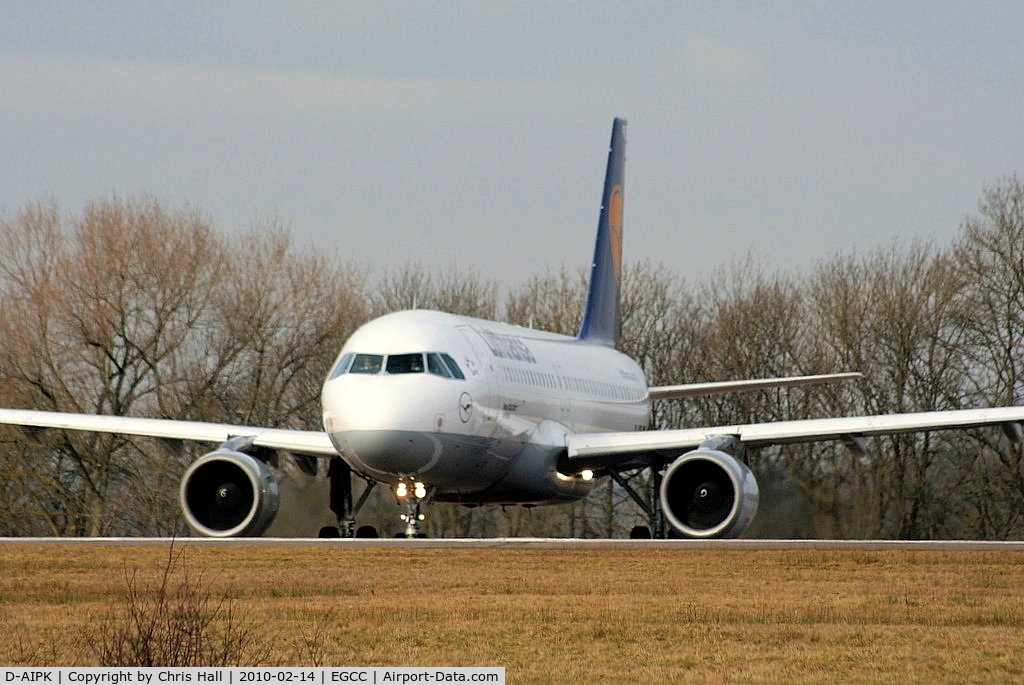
[{"left": 648, "top": 372, "right": 863, "bottom": 401}]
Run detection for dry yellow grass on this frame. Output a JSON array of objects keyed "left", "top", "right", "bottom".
[{"left": 3, "top": 543, "right": 1024, "bottom": 682}]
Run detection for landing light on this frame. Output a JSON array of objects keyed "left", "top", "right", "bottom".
[
  {"left": 396, "top": 481, "right": 428, "bottom": 499},
  {"left": 556, "top": 470, "right": 596, "bottom": 482}
]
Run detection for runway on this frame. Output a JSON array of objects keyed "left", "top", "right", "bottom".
[{"left": 3, "top": 536, "right": 1024, "bottom": 551}]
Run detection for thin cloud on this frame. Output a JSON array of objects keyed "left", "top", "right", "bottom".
[
  {"left": 0, "top": 51, "right": 477, "bottom": 119},
  {"left": 683, "top": 34, "right": 762, "bottom": 79}
]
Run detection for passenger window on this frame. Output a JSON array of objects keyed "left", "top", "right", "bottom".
[
  {"left": 350, "top": 354, "right": 384, "bottom": 374},
  {"left": 426, "top": 353, "right": 452, "bottom": 378},
  {"left": 440, "top": 353, "right": 466, "bottom": 380},
  {"left": 387, "top": 353, "right": 425, "bottom": 374},
  {"left": 328, "top": 353, "right": 354, "bottom": 380}
]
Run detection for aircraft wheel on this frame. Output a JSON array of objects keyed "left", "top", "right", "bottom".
[
  {"left": 629, "top": 525, "right": 652, "bottom": 539},
  {"left": 318, "top": 526, "right": 341, "bottom": 538},
  {"left": 355, "top": 525, "right": 379, "bottom": 538}
]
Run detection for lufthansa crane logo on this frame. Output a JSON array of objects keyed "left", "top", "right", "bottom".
[
  {"left": 459, "top": 392, "right": 473, "bottom": 423},
  {"left": 608, "top": 185, "right": 623, "bottom": 279}
]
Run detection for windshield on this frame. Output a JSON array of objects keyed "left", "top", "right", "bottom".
[
  {"left": 349, "top": 354, "right": 384, "bottom": 374},
  {"left": 332, "top": 352, "right": 465, "bottom": 379},
  {"left": 387, "top": 353, "right": 425, "bottom": 374}
]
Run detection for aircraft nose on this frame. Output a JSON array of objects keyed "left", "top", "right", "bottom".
[
  {"left": 325, "top": 381, "right": 429, "bottom": 432},
  {"left": 322, "top": 379, "right": 448, "bottom": 476},
  {"left": 343, "top": 429, "right": 443, "bottom": 475}
]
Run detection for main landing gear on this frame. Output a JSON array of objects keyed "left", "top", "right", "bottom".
[
  {"left": 322, "top": 459, "right": 378, "bottom": 538},
  {"left": 609, "top": 465, "right": 670, "bottom": 539}
]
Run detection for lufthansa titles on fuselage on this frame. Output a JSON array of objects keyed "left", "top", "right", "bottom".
[{"left": 477, "top": 328, "right": 536, "bottom": 364}]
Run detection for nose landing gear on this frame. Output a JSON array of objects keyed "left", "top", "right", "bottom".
[
  {"left": 324, "top": 460, "right": 434, "bottom": 538},
  {"left": 396, "top": 480, "right": 431, "bottom": 538}
]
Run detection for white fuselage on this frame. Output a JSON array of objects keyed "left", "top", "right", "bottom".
[{"left": 321, "top": 310, "right": 650, "bottom": 504}]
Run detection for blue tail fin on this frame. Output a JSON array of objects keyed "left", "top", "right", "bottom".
[{"left": 578, "top": 118, "right": 626, "bottom": 347}]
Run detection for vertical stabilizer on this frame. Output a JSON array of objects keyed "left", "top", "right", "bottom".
[{"left": 578, "top": 117, "right": 626, "bottom": 347}]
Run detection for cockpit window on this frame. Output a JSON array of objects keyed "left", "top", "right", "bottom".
[
  {"left": 328, "top": 352, "right": 354, "bottom": 380},
  {"left": 349, "top": 354, "right": 384, "bottom": 374},
  {"left": 386, "top": 353, "right": 425, "bottom": 374},
  {"left": 426, "top": 353, "right": 451, "bottom": 378},
  {"left": 440, "top": 353, "right": 466, "bottom": 380}
]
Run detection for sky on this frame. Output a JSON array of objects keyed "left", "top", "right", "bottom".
[{"left": 2, "top": 2, "right": 1022, "bottom": 287}]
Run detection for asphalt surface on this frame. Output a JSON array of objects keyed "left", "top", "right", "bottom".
[{"left": 2, "top": 537, "right": 1024, "bottom": 551}]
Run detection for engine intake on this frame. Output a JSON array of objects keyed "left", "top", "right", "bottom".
[
  {"left": 180, "top": 448, "right": 279, "bottom": 537},
  {"left": 660, "top": 446, "right": 759, "bottom": 538}
]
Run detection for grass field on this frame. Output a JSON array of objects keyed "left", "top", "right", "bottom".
[{"left": 2, "top": 543, "right": 1024, "bottom": 682}]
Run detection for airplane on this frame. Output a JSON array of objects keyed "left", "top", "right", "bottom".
[{"left": 3, "top": 117, "right": 1024, "bottom": 539}]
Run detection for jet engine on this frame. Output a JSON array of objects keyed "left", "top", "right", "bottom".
[
  {"left": 660, "top": 438, "right": 759, "bottom": 539},
  {"left": 180, "top": 443, "right": 280, "bottom": 537}
]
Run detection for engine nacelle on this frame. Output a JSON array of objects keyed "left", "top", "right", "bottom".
[
  {"left": 660, "top": 448, "right": 759, "bottom": 538},
  {"left": 180, "top": 449, "right": 280, "bottom": 537}
]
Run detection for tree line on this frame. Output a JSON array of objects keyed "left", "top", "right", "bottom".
[{"left": 1, "top": 175, "right": 1022, "bottom": 538}]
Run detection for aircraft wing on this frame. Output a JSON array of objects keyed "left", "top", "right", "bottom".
[
  {"left": 564, "top": 406, "right": 1024, "bottom": 472},
  {"left": 648, "top": 372, "right": 862, "bottom": 400},
  {"left": 0, "top": 409, "right": 338, "bottom": 457}
]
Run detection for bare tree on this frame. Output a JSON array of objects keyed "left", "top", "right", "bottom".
[
  {"left": 952, "top": 175, "right": 1024, "bottom": 537},
  {"left": 0, "top": 199, "right": 371, "bottom": 536},
  {"left": 374, "top": 263, "right": 499, "bottom": 319},
  {"left": 803, "top": 242, "right": 969, "bottom": 538},
  {"left": 0, "top": 196, "right": 222, "bottom": 534},
  {"left": 166, "top": 223, "right": 370, "bottom": 429},
  {"left": 6, "top": 178, "right": 1024, "bottom": 541}
]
